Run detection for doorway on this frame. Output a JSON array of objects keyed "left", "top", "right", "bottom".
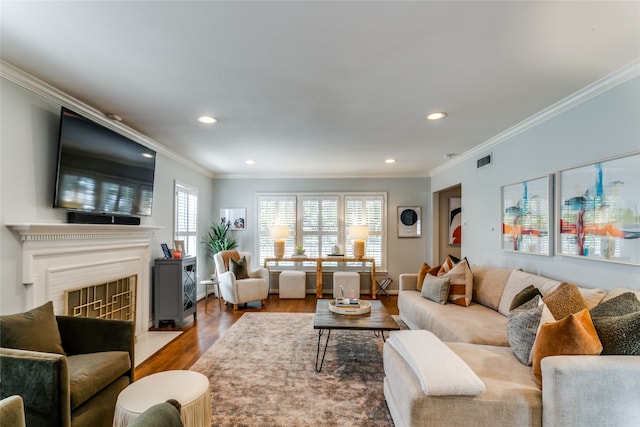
[{"left": 433, "top": 184, "right": 462, "bottom": 263}]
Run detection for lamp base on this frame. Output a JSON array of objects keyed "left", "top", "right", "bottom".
[
  {"left": 274, "top": 240, "right": 285, "bottom": 258},
  {"left": 353, "top": 240, "right": 365, "bottom": 258}
]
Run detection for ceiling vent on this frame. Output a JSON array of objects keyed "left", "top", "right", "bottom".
[{"left": 477, "top": 154, "right": 492, "bottom": 168}]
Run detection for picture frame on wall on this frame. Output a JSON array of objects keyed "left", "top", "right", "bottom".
[
  {"left": 220, "top": 208, "right": 246, "bottom": 231},
  {"left": 397, "top": 206, "right": 421, "bottom": 238},
  {"left": 448, "top": 198, "right": 462, "bottom": 246},
  {"left": 501, "top": 174, "right": 553, "bottom": 256},
  {"left": 556, "top": 151, "right": 640, "bottom": 265}
]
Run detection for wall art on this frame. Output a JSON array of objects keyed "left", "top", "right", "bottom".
[
  {"left": 220, "top": 208, "right": 246, "bottom": 231},
  {"left": 397, "top": 206, "right": 421, "bottom": 238},
  {"left": 557, "top": 151, "right": 640, "bottom": 265},
  {"left": 448, "top": 198, "right": 462, "bottom": 245},
  {"left": 501, "top": 174, "right": 553, "bottom": 256}
]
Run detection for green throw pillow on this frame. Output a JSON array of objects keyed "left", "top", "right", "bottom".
[
  {"left": 0, "top": 301, "right": 65, "bottom": 355},
  {"left": 230, "top": 256, "right": 249, "bottom": 280},
  {"left": 421, "top": 273, "right": 450, "bottom": 305},
  {"left": 509, "top": 284, "right": 541, "bottom": 311},
  {"left": 590, "top": 292, "right": 640, "bottom": 355}
]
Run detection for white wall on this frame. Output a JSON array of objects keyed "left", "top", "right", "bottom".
[
  {"left": 0, "top": 77, "right": 215, "bottom": 314},
  {"left": 430, "top": 75, "right": 640, "bottom": 291}
]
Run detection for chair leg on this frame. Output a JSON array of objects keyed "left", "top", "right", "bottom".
[
  {"left": 233, "top": 304, "right": 238, "bottom": 311},
  {"left": 261, "top": 299, "right": 266, "bottom": 307}
]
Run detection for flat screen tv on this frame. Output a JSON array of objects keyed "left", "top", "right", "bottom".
[{"left": 53, "top": 107, "right": 156, "bottom": 217}]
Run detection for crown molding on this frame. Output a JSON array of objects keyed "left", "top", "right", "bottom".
[
  {"left": 429, "top": 58, "right": 640, "bottom": 177},
  {"left": 0, "top": 60, "right": 215, "bottom": 179}
]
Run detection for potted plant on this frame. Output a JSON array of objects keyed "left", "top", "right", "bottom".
[
  {"left": 294, "top": 245, "right": 305, "bottom": 255},
  {"left": 203, "top": 220, "right": 238, "bottom": 257}
]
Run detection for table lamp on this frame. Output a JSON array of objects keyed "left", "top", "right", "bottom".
[
  {"left": 270, "top": 225, "right": 289, "bottom": 258},
  {"left": 349, "top": 225, "right": 369, "bottom": 258}
]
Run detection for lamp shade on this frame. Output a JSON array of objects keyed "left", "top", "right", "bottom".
[
  {"left": 269, "top": 225, "right": 289, "bottom": 240},
  {"left": 349, "top": 225, "right": 369, "bottom": 241}
]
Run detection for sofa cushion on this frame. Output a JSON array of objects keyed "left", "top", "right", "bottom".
[
  {"left": 498, "top": 270, "right": 561, "bottom": 316},
  {"left": 398, "top": 291, "right": 509, "bottom": 346},
  {"left": 508, "top": 296, "right": 544, "bottom": 365},
  {"left": 590, "top": 292, "right": 640, "bottom": 355},
  {"left": 510, "top": 285, "right": 542, "bottom": 311},
  {"left": 472, "top": 266, "right": 514, "bottom": 310},
  {"left": 0, "top": 301, "right": 65, "bottom": 355},
  {"left": 542, "top": 282, "right": 588, "bottom": 320},
  {"left": 67, "top": 351, "right": 131, "bottom": 410},
  {"left": 441, "top": 258, "right": 473, "bottom": 307},
  {"left": 421, "top": 274, "right": 450, "bottom": 305},
  {"left": 417, "top": 262, "right": 441, "bottom": 292},
  {"left": 531, "top": 309, "right": 602, "bottom": 389}
]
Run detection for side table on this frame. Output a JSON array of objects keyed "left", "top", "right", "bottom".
[
  {"left": 113, "top": 370, "right": 211, "bottom": 427},
  {"left": 199, "top": 279, "right": 221, "bottom": 312}
]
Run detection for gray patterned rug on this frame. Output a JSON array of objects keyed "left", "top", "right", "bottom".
[{"left": 190, "top": 312, "right": 396, "bottom": 426}]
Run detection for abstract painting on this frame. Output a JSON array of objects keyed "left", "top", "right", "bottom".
[
  {"left": 501, "top": 175, "right": 553, "bottom": 255},
  {"left": 449, "top": 198, "right": 462, "bottom": 245},
  {"left": 557, "top": 152, "right": 640, "bottom": 265}
]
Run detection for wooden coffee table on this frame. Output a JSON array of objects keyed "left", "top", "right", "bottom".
[{"left": 313, "top": 299, "right": 400, "bottom": 371}]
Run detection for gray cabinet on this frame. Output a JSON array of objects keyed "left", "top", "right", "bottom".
[{"left": 153, "top": 257, "right": 197, "bottom": 328}]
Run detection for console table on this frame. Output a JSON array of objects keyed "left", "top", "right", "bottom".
[{"left": 263, "top": 256, "right": 377, "bottom": 298}]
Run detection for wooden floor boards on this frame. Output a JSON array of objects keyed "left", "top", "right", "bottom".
[{"left": 135, "top": 294, "right": 398, "bottom": 380}]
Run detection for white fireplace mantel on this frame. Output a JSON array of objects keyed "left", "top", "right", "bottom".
[{"left": 6, "top": 223, "right": 162, "bottom": 337}]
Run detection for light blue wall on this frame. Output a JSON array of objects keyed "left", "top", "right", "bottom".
[
  {"left": 0, "top": 78, "right": 215, "bottom": 313},
  {"left": 431, "top": 76, "right": 640, "bottom": 291},
  {"left": 211, "top": 177, "right": 430, "bottom": 288}
]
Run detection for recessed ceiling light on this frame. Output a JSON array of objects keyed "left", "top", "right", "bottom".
[
  {"left": 427, "top": 112, "right": 447, "bottom": 120},
  {"left": 385, "top": 158, "right": 396, "bottom": 164},
  {"left": 245, "top": 160, "right": 256, "bottom": 165},
  {"left": 197, "top": 115, "right": 217, "bottom": 124}
]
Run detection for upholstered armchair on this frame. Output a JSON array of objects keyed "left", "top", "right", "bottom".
[
  {"left": 0, "top": 302, "right": 135, "bottom": 427},
  {"left": 213, "top": 250, "right": 269, "bottom": 310}
]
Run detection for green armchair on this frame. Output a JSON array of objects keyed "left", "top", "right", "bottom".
[{"left": 0, "top": 302, "right": 135, "bottom": 427}]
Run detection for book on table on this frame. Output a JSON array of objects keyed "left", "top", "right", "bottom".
[{"left": 336, "top": 298, "right": 360, "bottom": 307}]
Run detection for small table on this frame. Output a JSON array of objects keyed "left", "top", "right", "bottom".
[
  {"left": 313, "top": 299, "right": 400, "bottom": 372},
  {"left": 113, "top": 370, "right": 211, "bottom": 427},
  {"left": 199, "top": 279, "right": 221, "bottom": 312}
]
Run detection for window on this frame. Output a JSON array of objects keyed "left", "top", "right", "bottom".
[
  {"left": 256, "top": 192, "right": 386, "bottom": 269},
  {"left": 175, "top": 181, "right": 198, "bottom": 257}
]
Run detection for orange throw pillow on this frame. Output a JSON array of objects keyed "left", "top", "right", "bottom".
[
  {"left": 417, "top": 262, "right": 441, "bottom": 291},
  {"left": 531, "top": 308, "right": 602, "bottom": 389}
]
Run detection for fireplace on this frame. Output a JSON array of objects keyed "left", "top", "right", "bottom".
[
  {"left": 65, "top": 275, "right": 136, "bottom": 321},
  {"left": 7, "top": 223, "right": 159, "bottom": 338}
]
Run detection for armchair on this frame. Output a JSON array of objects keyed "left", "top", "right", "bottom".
[
  {"left": 213, "top": 250, "right": 269, "bottom": 310},
  {"left": 0, "top": 302, "right": 135, "bottom": 427}
]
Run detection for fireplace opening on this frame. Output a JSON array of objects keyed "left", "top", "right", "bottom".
[{"left": 65, "top": 275, "right": 137, "bottom": 321}]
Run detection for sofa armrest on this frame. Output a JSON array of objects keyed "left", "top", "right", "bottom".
[
  {"left": 542, "top": 355, "right": 640, "bottom": 427},
  {"left": 399, "top": 274, "right": 418, "bottom": 291},
  {"left": 0, "top": 347, "right": 71, "bottom": 427},
  {"left": 56, "top": 316, "right": 134, "bottom": 379}
]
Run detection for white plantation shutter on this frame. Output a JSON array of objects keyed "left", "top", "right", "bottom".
[
  {"left": 256, "top": 195, "right": 297, "bottom": 266},
  {"left": 257, "top": 192, "right": 386, "bottom": 270},
  {"left": 345, "top": 195, "right": 385, "bottom": 267},
  {"left": 175, "top": 181, "right": 198, "bottom": 257}
]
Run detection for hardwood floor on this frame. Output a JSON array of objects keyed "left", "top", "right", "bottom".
[{"left": 135, "top": 294, "right": 399, "bottom": 380}]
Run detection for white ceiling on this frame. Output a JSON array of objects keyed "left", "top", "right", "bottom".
[{"left": 1, "top": 1, "right": 639, "bottom": 178}]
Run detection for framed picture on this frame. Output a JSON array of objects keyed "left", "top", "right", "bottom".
[
  {"left": 160, "top": 243, "right": 172, "bottom": 259},
  {"left": 556, "top": 151, "right": 640, "bottom": 265},
  {"left": 501, "top": 174, "right": 553, "bottom": 256},
  {"left": 174, "top": 240, "right": 185, "bottom": 257},
  {"left": 220, "top": 208, "right": 246, "bottom": 231},
  {"left": 448, "top": 198, "right": 462, "bottom": 245},
  {"left": 397, "top": 206, "right": 421, "bottom": 237}
]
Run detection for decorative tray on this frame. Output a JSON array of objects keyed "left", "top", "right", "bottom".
[{"left": 328, "top": 299, "right": 371, "bottom": 315}]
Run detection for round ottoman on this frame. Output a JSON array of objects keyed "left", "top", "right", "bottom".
[{"left": 113, "top": 370, "right": 211, "bottom": 427}]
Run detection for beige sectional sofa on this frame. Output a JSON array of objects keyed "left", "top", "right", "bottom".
[{"left": 383, "top": 265, "right": 640, "bottom": 427}]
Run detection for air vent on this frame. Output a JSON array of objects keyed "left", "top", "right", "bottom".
[{"left": 477, "top": 154, "right": 492, "bottom": 168}]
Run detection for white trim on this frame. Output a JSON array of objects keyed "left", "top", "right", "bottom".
[
  {"left": 0, "top": 60, "right": 214, "bottom": 179},
  {"left": 429, "top": 58, "right": 640, "bottom": 177}
]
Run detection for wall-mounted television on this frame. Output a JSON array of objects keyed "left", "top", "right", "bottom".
[{"left": 53, "top": 107, "right": 156, "bottom": 218}]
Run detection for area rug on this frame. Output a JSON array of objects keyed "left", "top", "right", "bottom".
[{"left": 190, "top": 312, "right": 395, "bottom": 426}]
